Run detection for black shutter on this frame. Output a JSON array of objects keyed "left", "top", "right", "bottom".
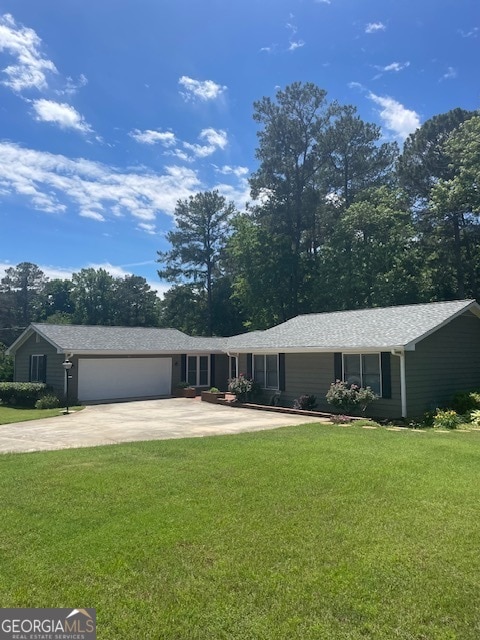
[
  {"left": 334, "top": 352, "right": 342, "bottom": 382},
  {"left": 40, "top": 355, "right": 47, "bottom": 383},
  {"left": 278, "top": 353, "right": 286, "bottom": 391},
  {"left": 29, "top": 355, "right": 32, "bottom": 382},
  {"left": 381, "top": 352, "right": 392, "bottom": 399},
  {"left": 180, "top": 354, "right": 186, "bottom": 382},
  {"left": 210, "top": 354, "right": 216, "bottom": 388},
  {"left": 246, "top": 353, "right": 252, "bottom": 378}
]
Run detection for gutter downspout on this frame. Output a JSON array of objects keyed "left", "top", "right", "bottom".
[{"left": 391, "top": 349, "right": 407, "bottom": 419}]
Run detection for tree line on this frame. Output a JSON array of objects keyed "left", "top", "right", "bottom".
[
  {"left": 159, "top": 83, "right": 480, "bottom": 334},
  {"left": 1, "top": 82, "right": 479, "bottom": 345}
]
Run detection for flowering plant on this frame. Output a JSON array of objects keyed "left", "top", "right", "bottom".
[
  {"left": 228, "top": 374, "right": 254, "bottom": 402},
  {"left": 326, "top": 380, "right": 377, "bottom": 415}
]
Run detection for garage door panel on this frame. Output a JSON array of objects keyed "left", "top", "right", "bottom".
[{"left": 78, "top": 358, "right": 172, "bottom": 401}]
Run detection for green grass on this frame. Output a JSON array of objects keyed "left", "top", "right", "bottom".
[
  {"left": 1, "top": 424, "right": 479, "bottom": 639},
  {"left": 0, "top": 405, "right": 83, "bottom": 424}
]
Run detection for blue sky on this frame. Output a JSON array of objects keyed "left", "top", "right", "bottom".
[{"left": 0, "top": 0, "right": 478, "bottom": 294}]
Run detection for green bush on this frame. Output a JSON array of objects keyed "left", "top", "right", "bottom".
[
  {"left": 433, "top": 408, "right": 461, "bottom": 430},
  {"left": 35, "top": 394, "right": 61, "bottom": 410},
  {"left": 326, "top": 380, "right": 378, "bottom": 415},
  {"left": 208, "top": 387, "right": 220, "bottom": 393},
  {"left": 0, "top": 383, "right": 51, "bottom": 408},
  {"left": 293, "top": 394, "right": 317, "bottom": 411},
  {"left": 469, "top": 409, "right": 480, "bottom": 427},
  {"left": 451, "top": 391, "right": 480, "bottom": 414},
  {"left": 177, "top": 381, "right": 192, "bottom": 389},
  {"left": 0, "top": 343, "right": 13, "bottom": 382}
]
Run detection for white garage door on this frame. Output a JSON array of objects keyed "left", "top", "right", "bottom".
[{"left": 78, "top": 358, "right": 172, "bottom": 402}]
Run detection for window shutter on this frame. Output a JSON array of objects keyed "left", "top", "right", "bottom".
[
  {"left": 180, "top": 354, "right": 186, "bottom": 382},
  {"left": 279, "top": 353, "right": 286, "bottom": 391},
  {"left": 40, "top": 355, "right": 47, "bottom": 383},
  {"left": 246, "top": 353, "right": 252, "bottom": 378},
  {"left": 334, "top": 352, "right": 342, "bottom": 382},
  {"left": 210, "top": 354, "right": 216, "bottom": 387},
  {"left": 381, "top": 352, "right": 392, "bottom": 399},
  {"left": 29, "top": 355, "right": 32, "bottom": 382}
]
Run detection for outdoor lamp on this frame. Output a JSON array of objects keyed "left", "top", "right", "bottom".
[{"left": 62, "top": 359, "right": 73, "bottom": 413}]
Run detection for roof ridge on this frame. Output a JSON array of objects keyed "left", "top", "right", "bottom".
[{"left": 293, "top": 299, "right": 475, "bottom": 320}]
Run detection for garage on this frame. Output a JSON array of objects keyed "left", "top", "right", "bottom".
[{"left": 77, "top": 357, "right": 172, "bottom": 402}]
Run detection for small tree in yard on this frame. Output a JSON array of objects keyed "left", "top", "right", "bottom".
[{"left": 326, "top": 380, "right": 377, "bottom": 415}]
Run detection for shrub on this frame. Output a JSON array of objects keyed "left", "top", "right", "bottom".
[
  {"left": 0, "top": 343, "right": 13, "bottom": 382},
  {"left": 177, "top": 381, "right": 192, "bottom": 389},
  {"left": 469, "top": 409, "right": 480, "bottom": 427},
  {"left": 228, "top": 374, "right": 255, "bottom": 402},
  {"left": 326, "top": 380, "right": 378, "bottom": 415},
  {"left": 35, "top": 394, "right": 61, "bottom": 410},
  {"left": 0, "top": 382, "right": 51, "bottom": 408},
  {"left": 293, "top": 394, "right": 317, "bottom": 411},
  {"left": 451, "top": 391, "right": 480, "bottom": 414},
  {"left": 433, "top": 408, "right": 461, "bottom": 430},
  {"left": 208, "top": 387, "right": 220, "bottom": 393}
]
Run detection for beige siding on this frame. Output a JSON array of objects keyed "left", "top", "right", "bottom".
[
  {"left": 406, "top": 311, "right": 480, "bottom": 417},
  {"left": 237, "top": 351, "right": 402, "bottom": 418},
  {"left": 14, "top": 333, "right": 64, "bottom": 395}
]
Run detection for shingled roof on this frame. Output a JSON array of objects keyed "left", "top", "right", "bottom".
[
  {"left": 226, "top": 299, "right": 480, "bottom": 352},
  {"left": 7, "top": 299, "right": 479, "bottom": 356},
  {"left": 14, "top": 324, "right": 228, "bottom": 354}
]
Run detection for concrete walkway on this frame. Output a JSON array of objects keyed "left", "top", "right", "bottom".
[{"left": 0, "top": 398, "right": 325, "bottom": 454}]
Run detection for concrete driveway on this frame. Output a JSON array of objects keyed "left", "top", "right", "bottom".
[{"left": 0, "top": 398, "right": 324, "bottom": 454}]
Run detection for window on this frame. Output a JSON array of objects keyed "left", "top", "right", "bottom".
[
  {"left": 253, "top": 354, "right": 279, "bottom": 389},
  {"left": 30, "top": 354, "right": 47, "bottom": 383},
  {"left": 343, "top": 353, "right": 381, "bottom": 396},
  {"left": 187, "top": 355, "right": 210, "bottom": 387},
  {"left": 229, "top": 356, "right": 238, "bottom": 380}
]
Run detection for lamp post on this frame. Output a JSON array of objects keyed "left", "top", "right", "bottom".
[{"left": 62, "top": 359, "right": 73, "bottom": 414}]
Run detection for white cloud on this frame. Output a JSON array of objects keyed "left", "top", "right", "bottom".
[
  {"left": 130, "top": 129, "right": 176, "bottom": 146},
  {"left": 365, "top": 22, "right": 386, "bottom": 34},
  {"left": 58, "top": 73, "right": 88, "bottom": 97},
  {"left": 178, "top": 75, "right": 226, "bottom": 102},
  {"left": 0, "top": 142, "right": 202, "bottom": 222},
  {"left": 32, "top": 99, "right": 93, "bottom": 134},
  {"left": 260, "top": 44, "right": 277, "bottom": 54},
  {"left": 181, "top": 128, "right": 228, "bottom": 160},
  {"left": 348, "top": 81, "right": 366, "bottom": 91},
  {"left": 80, "top": 210, "right": 105, "bottom": 222},
  {"left": 458, "top": 27, "right": 478, "bottom": 38},
  {"left": 315, "top": 0, "right": 331, "bottom": 4},
  {"left": 137, "top": 222, "right": 157, "bottom": 235},
  {"left": 288, "top": 40, "right": 305, "bottom": 51},
  {"left": 441, "top": 66, "right": 457, "bottom": 80},
  {"left": 215, "top": 165, "right": 249, "bottom": 178},
  {"left": 368, "top": 92, "right": 420, "bottom": 140},
  {"left": 381, "top": 61, "right": 410, "bottom": 73},
  {"left": 0, "top": 13, "right": 58, "bottom": 92}
]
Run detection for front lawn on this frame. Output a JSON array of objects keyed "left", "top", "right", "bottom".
[
  {"left": 0, "top": 405, "right": 67, "bottom": 424},
  {"left": 0, "top": 424, "right": 479, "bottom": 639}
]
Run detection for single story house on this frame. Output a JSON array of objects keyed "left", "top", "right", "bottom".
[{"left": 7, "top": 299, "right": 480, "bottom": 419}]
